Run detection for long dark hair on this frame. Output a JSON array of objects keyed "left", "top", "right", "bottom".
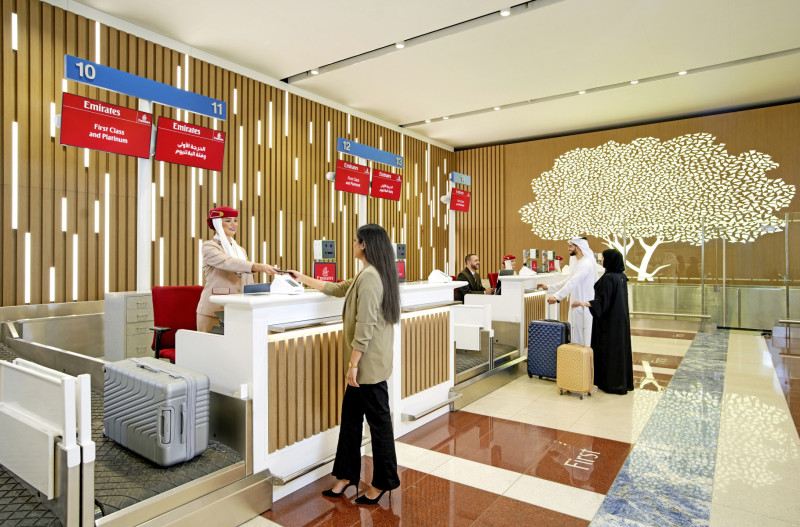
[{"left": 357, "top": 223, "right": 400, "bottom": 324}]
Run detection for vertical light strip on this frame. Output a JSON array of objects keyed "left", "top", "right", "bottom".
[
  {"left": 24, "top": 233, "right": 31, "bottom": 304},
  {"left": 184, "top": 54, "right": 189, "bottom": 91},
  {"left": 233, "top": 88, "right": 237, "bottom": 114},
  {"left": 159, "top": 237, "right": 164, "bottom": 286},
  {"left": 72, "top": 234, "right": 79, "bottom": 300},
  {"left": 250, "top": 216, "right": 255, "bottom": 261},
  {"left": 433, "top": 248, "right": 436, "bottom": 272},
  {"left": 379, "top": 136, "right": 383, "bottom": 149},
  {"left": 400, "top": 134, "right": 404, "bottom": 156},
  {"left": 95, "top": 21, "right": 101, "bottom": 62},
  {"left": 191, "top": 168, "right": 196, "bottom": 238},
  {"left": 84, "top": 149, "right": 90, "bottom": 168},
  {"left": 299, "top": 221, "right": 304, "bottom": 274},
  {"left": 233, "top": 183, "right": 237, "bottom": 203},
  {"left": 159, "top": 162, "right": 164, "bottom": 197},
  {"left": 414, "top": 163, "right": 418, "bottom": 196},
  {"left": 268, "top": 101, "right": 273, "bottom": 148},
  {"left": 213, "top": 118, "right": 217, "bottom": 130},
  {"left": 62, "top": 79, "right": 67, "bottom": 93},
  {"left": 330, "top": 189, "right": 335, "bottom": 224},
  {"left": 94, "top": 200, "right": 100, "bottom": 233},
  {"left": 294, "top": 157, "right": 299, "bottom": 181},
  {"left": 11, "top": 13, "right": 18, "bottom": 50},
  {"left": 238, "top": 126, "right": 243, "bottom": 200},
  {"left": 308, "top": 122, "right": 313, "bottom": 144},
  {"left": 278, "top": 211, "right": 283, "bottom": 258},
  {"left": 199, "top": 168, "right": 203, "bottom": 186},
  {"left": 50, "top": 267, "right": 56, "bottom": 303},
  {"left": 61, "top": 197, "right": 67, "bottom": 231},
  {"left": 343, "top": 206, "right": 347, "bottom": 276},
  {"left": 284, "top": 92, "right": 289, "bottom": 136},
  {"left": 257, "top": 170, "right": 261, "bottom": 196},
  {"left": 262, "top": 242, "right": 267, "bottom": 281},
  {"left": 379, "top": 199, "right": 383, "bottom": 226},
  {"left": 50, "top": 103, "right": 56, "bottom": 137},
  {"left": 326, "top": 121, "right": 331, "bottom": 162},
  {"left": 313, "top": 184, "right": 318, "bottom": 228},
  {"left": 176, "top": 66, "right": 181, "bottom": 89},
  {"left": 258, "top": 120, "right": 262, "bottom": 145},
  {"left": 104, "top": 173, "right": 110, "bottom": 293},
  {"left": 347, "top": 114, "right": 351, "bottom": 134},
  {"left": 403, "top": 214, "right": 407, "bottom": 244},
  {"left": 11, "top": 122, "right": 18, "bottom": 229},
  {"left": 151, "top": 183, "right": 156, "bottom": 241},
  {"left": 213, "top": 173, "right": 217, "bottom": 203},
  {"left": 198, "top": 240, "right": 203, "bottom": 285}
]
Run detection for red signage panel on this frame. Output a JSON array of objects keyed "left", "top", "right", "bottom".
[
  {"left": 450, "top": 188, "right": 471, "bottom": 212},
  {"left": 334, "top": 160, "right": 370, "bottom": 196},
  {"left": 370, "top": 169, "right": 402, "bottom": 201},
  {"left": 313, "top": 262, "right": 337, "bottom": 283},
  {"left": 397, "top": 261, "right": 406, "bottom": 280},
  {"left": 154, "top": 117, "right": 226, "bottom": 171},
  {"left": 60, "top": 92, "right": 152, "bottom": 158}
]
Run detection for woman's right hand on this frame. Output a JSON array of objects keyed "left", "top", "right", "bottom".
[{"left": 287, "top": 270, "right": 305, "bottom": 283}]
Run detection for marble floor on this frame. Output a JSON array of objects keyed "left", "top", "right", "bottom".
[{"left": 241, "top": 329, "right": 800, "bottom": 527}]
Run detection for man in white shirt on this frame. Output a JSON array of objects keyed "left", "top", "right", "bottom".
[{"left": 538, "top": 238, "right": 597, "bottom": 345}]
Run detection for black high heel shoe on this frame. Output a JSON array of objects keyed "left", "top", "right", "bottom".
[
  {"left": 354, "top": 488, "right": 391, "bottom": 505},
  {"left": 321, "top": 479, "right": 359, "bottom": 498}
]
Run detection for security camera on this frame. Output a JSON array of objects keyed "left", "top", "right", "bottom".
[
  {"left": 325, "top": 171, "right": 336, "bottom": 181},
  {"left": 440, "top": 194, "right": 450, "bottom": 204}
]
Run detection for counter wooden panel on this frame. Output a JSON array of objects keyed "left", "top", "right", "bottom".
[
  {"left": 400, "top": 310, "right": 450, "bottom": 399},
  {"left": 523, "top": 292, "right": 546, "bottom": 348}
]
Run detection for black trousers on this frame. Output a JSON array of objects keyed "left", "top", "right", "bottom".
[{"left": 331, "top": 381, "right": 400, "bottom": 491}]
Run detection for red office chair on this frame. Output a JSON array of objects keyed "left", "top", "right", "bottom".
[
  {"left": 488, "top": 273, "right": 499, "bottom": 288},
  {"left": 150, "top": 285, "right": 203, "bottom": 363}
]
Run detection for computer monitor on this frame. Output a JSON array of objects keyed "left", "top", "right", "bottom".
[
  {"left": 494, "top": 270, "right": 513, "bottom": 295},
  {"left": 396, "top": 261, "right": 406, "bottom": 282}
]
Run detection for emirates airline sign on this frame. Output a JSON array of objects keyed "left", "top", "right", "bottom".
[{"left": 154, "top": 117, "right": 226, "bottom": 171}]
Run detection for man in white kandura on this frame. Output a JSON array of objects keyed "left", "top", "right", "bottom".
[{"left": 537, "top": 237, "right": 598, "bottom": 346}]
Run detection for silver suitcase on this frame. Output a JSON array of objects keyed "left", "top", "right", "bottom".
[{"left": 103, "top": 357, "right": 210, "bottom": 466}]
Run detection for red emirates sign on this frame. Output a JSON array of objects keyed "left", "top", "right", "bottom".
[
  {"left": 396, "top": 261, "right": 406, "bottom": 280},
  {"left": 334, "top": 160, "right": 370, "bottom": 195},
  {"left": 155, "top": 117, "right": 226, "bottom": 171},
  {"left": 313, "top": 262, "right": 337, "bottom": 283},
  {"left": 370, "top": 169, "right": 402, "bottom": 201},
  {"left": 60, "top": 93, "right": 152, "bottom": 158},
  {"left": 450, "top": 188, "right": 471, "bottom": 212}
]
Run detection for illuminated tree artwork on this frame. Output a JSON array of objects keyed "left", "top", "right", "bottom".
[{"left": 519, "top": 133, "right": 794, "bottom": 280}]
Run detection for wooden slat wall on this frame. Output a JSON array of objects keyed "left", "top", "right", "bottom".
[
  {"left": 267, "top": 328, "right": 345, "bottom": 453},
  {"left": 400, "top": 310, "right": 450, "bottom": 398},
  {"left": 453, "top": 146, "right": 504, "bottom": 274},
  {"left": 0, "top": 0, "right": 454, "bottom": 306},
  {"left": 523, "top": 292, "right": 546, "bottom": 348}
]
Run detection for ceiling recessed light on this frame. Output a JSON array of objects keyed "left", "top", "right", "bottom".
[
  {"left": 442, "top": 116, "right": 449, "bottom": 120},
  {"left": 500, "top": 7, "right": 511, "bottom": 16},
  {"left": 395, "top": 41, "right": 405, "bottom": 49},
  {"left": 494, "top": 106, "right": 500, "bottom": 111},
  {"left": 630, "top": 80, "right": 638, "bottom": 85},
  {"left": 310, "top": 69, "right": 319, "bottom": 75},
  {"left": 578, "top": 90, "right": 586, "bottom": 95},
  {"left": 678, "top": 70, "right": 687, "bottom": 76},
  {"left": 425, "top": 119, "right": 431, "bottom": 123}
]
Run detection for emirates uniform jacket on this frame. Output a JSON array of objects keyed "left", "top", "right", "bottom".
[
  {"left": 196, "top": 239, "right": 255, "bottom": 317},
  {"left": 323, "top": 265, "right": 394, "bottom": 385}
]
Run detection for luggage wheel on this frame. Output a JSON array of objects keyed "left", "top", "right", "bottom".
[
  {"left": 579, "top": 394, "right": 584, "bottom": 400},
  {"left": 559, "top": 389, "right": 563, "bottom": 395},
  {"left": 528, "top": 373, "right": 533, "bottom": 378}
]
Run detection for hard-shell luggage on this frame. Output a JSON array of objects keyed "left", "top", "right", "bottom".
[
  {"left": 527, "top": 319, "right": 570, "bottom": 379},
  {"left": 557, "top": 343, "right": 594, "bottom": 399},
  {"left": 103, "top": 357, "right": 210, "bottom": 466}
]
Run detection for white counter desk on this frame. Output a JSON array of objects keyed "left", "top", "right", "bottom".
[{"left": 175, "top": 280, "right": 465, "bottom": 500}]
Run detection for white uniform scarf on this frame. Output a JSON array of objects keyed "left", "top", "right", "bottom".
[{"left": 211, "top": 217, "right": 249, "bottom": 261}]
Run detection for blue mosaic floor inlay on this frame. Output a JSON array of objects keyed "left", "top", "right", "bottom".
[{"left": 590, "top": 330, "right": 729, "bottom": 527}]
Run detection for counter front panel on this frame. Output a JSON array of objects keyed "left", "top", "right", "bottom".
[
  {"left": 524, "top": 293, "right": 547, "bottom": 348},
  {"left": 401, "top": 309, "right": 450, "bottom": 399}
]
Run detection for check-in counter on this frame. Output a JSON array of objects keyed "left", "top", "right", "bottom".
[{"left": 175, "top": 280, "right": 464, "bottom": 500}]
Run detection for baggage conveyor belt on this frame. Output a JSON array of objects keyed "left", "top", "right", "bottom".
[{"left": 0, "top": 343, "right": 244, "bottom": 523}]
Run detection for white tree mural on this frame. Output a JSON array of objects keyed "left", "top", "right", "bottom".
[{"left": 519, "top": 133, "right": 794, "bottom": 280}]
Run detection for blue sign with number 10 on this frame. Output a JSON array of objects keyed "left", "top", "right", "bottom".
[{"left": 64, "top": 55, "right": 226, "bottom": 120}]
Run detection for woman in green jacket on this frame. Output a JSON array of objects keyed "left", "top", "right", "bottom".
[{"left": 289, "top": 223, "right": 401, "bottom": 505}]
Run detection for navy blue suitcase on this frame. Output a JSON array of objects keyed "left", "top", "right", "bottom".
[{"left": 527, "top": 320, "right": 570, "bottom": 379}]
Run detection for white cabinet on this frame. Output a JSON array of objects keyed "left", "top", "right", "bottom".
[{"left": 104, "top": 292, "right": 154, "bottom": 362}]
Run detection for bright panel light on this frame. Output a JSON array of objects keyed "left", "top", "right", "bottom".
[
  {"left": 313, "top": 184, "right": 318, "bottom": 228},
  {"left": 72, "top": 234, "right": 79, "bottom": 300},
  {"left": 233, "top": 87, "right": 237, "bottom": 114},
  {"left": 326, "top": 121, "right": 331, "bottom": 162},
  {"left": 151, "top": 183, "right": 156, "bottom": 241},
  {"left": 24, "top": 233, "right": 30, "bottom": 304},
  {"left": 309, "top": 122, "right": 313, "bottom": 144},
  {"left": 279, "top": 210, "right": 283, "bottom": 258},
  {"left": 257, "top": 170, "right": 261, "bottom": 196},
  {"left": 191, "top": 168, "right": 196, "bottom": 238},
  {"left": 299, "top": 220, "right": 304, "bottom": 274},
  {"left": 284, "top": 92, "right": 289, "bottom": 136},
  {"left": 160, "top": 162, "right": 165, "bottom": 196},
  {"left": 50, "top": 267, "right": 55, "bottom": 302},
  {"left": 198, "top": 240, "right": 203, "bottom": 285},
  {"left": 95, "top": 21, "right": 101, "bottom": 63},
  {"left": 258, "top": 120, "right": 262, "bottom": 145},
  {"left": 84, "top": 149, "right": 90, "bottom": 168},
  {"left": 50, "top": 103, "right": 56, "bottom": 137},
  {"left": 11, "top": 13, "right": 18, "bottom": 50},
  {"left": 104, "top": 173, "right": 109, "bottom": 293},
  {"left": 269, "top": 101, "right": 273, "bottom": 148},
  {"left": 94, "top": 200, "right": 100, "bottom": 233},
  {"left": 62, "top": 197, "right": 67, "bottom": 232},
  {"left": 159, "top": 237, "right": 164, "bottom": 286}
]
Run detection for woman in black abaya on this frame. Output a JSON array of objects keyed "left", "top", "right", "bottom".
[{"left": 571, "top": 248, "right": 634, "bottom": 395}]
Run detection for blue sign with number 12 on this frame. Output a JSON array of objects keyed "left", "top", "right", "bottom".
[{"left": 337, "top": 137, "right": 403, "bottom": 169}]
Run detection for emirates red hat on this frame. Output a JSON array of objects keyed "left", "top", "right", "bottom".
[
  {"left": 502, "top": 254, "right": 516, "bottom": 261},
  {"left": 207, "top": 206, "right": 238, "bottom": 229}
]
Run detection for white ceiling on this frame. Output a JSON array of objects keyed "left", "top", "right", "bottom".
[{"left": 75, "top": 0, "right": 800, "bottom": 149}]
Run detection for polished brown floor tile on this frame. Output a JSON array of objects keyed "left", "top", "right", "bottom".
[
  {"left": 397, "top": 410, "right": 488, "bottom": 456},
  {"left": 631, "top": 328, "right": 695, "bottom": 340},
  {"left": 474, "top": 496, "right": 590, "bottom": 527},
  {"left": 525, "top": 431, "right": 632, "bottom": 494},
  {"left": 632, "top": 352, "right": 683, "bottom": 370}
]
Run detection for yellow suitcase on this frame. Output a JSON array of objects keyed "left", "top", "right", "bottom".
[{"left": 556, "top": 343, "right": 594, "bottom": 399}]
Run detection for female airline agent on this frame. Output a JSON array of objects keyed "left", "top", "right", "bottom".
[
  {"left": 289, "top": 223, "right": 401, "bottom": 505},
  {"left": 196, "top": 206, "right": 276, "bottom": 333}
]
